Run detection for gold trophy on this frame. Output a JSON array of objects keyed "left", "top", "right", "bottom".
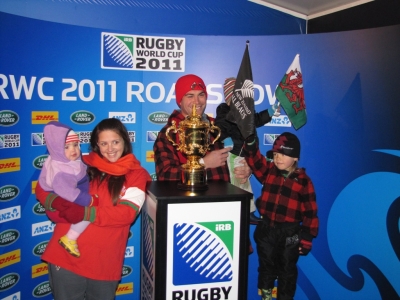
[{"left": 166, "top": 105, "right": 221, "bottom": 191}]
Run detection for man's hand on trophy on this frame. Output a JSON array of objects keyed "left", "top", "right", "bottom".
[
  {"left": 233, "top": 159, "right": 252, "bottom": 183},
  {"left": 203, "top": 147, "right": 232, "bottom": 169}
]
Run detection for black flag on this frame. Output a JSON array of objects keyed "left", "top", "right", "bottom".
[{"left": 226, "top": 42, "right": 255, "bottom": 139}]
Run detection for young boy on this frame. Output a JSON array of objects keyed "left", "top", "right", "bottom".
[
  {"left": 39, "top": 121, "right": 97, "bottom": 258},
  {"left": 243, "top": 132, "right": 319, "bottom": 300}
]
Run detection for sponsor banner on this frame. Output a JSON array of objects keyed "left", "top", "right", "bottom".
[
  {"left": 167, "top": 202, "right": 240, "bottom": 299},
  {"left": 78, "top": 131, "right": 92, "bottom": 144},
  {"left": 128, "top": 131, "right": 136, "bottom": 143},
  {"left": 0, "top": 249, "right": 21, "bottom": 269},
  {"left": 125, "top": 246, "right": 134, "bottom": 258},
  {"left": 0, "top": 206, "right": 21, "bottom": 224},
  {"left": 101, "top": 33, "right": 185, "bottom": 72},
  {"left": 109, "top": 112, "right": 136, "bottom": 123},
  {"left": 0, "top": 158, "right": 20, "bottom": 173},
  {"left": 32, "top": 262, "right": 48, "bottom": 278},
  {"left": 146, "top": 151, "right": 154, "bottom": 162},
  {"left": 32, "top": 181, "right": 37, "bottom": 194},
  {"left": 32, "top": 281, "right": 52, "bottom": 298},
  {"left": 0, "top": 134, "right": 20, "bottom": 149},
  {"left": 264, "top": 115, "right": 291, "bottom": 127},
  {"left": 31, "top": 111, "right": 58, "bottom": 124},
  {"left": 116, "top": 282, "right": 134, "bottom": 295},
  {"left": 148, "top": 111, "right": 169, "bottom": 124},
  {"left": 263, "top": 134, "right": 280, "bottom": 146},
  {"left": 1, "top": 291, "right": 21, "bottom": 300},
  {"left": 32, "top": 241, "right": 48, "bottom": 257},
  {"left": 31, "top": 133, "right": 45, "bottom": 146},
  {"left": 32, "top": 221, "right": 55, "bottom": 236},
  {"left": 122, "top": 265, "right": 133, "bottom": 278},
  {"left": 32, "top": 155, "right": 48, "bottom": 170},
  {"left": 0, "top": 110, "right": 19, "bottom": 127},
  {"left": 0, "top": 229, "right": 20, "bottom": 247},
  {"left": 0, "top": 273, "right": 19, "bottom": 292},
  {"left": 146, "top": 131, "right": 158, "bottom": 143},
  {"left": 0, "top": 185, "right": 19, "bottom": 202},
  {"left": 70, "top": 110, "right": 95, "bottom": 125},
  {"left": 32, "top": 202, "right": 46, "bottom": 216}
]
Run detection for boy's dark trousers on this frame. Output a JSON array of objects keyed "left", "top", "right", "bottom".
[{"left": 254, "top": 219, "right": 300, "bottom": 300}]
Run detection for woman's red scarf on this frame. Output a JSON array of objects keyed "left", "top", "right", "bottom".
[{"left": 82, "top": 152, "right": 142, "bottom": 176}]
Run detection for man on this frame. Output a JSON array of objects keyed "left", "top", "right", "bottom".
[{"left": 153, "top": 74, "right": 251, "bottom": 182}]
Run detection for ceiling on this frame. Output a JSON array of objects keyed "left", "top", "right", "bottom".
[{"left": 250, "top": 0, "right": 374, "bottom": 19}]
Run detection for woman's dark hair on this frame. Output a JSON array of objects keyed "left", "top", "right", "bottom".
[{"left": 88, "top": 118, "right": 132, "bottom": 205}]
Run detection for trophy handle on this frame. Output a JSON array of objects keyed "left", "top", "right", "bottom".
[
  {"left": 166, "top": 120, "right": 179, "bottom": 146},
  {"left": 209, "top": 121, "right": 221, "bottom": 145}
]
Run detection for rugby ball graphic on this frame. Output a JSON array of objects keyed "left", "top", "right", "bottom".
[
  {"left": 173, "top": 222, "right": 233, "bottom": 285},
  {"left": 103, "top": 34, "right": 133, "bottom": 68}
]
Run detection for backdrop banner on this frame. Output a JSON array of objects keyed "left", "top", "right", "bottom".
[{"left": 0, "top": 12, "right": 399, "bottom": 300}]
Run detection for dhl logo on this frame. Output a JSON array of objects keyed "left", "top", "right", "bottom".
[
  {"left": 32, "top": 111, "right": 59, "bottom": 124},
  {"left": 272, "top": 287, "right": 277, "bottom": 298},
  {"left": 0, "top": 158, "right": 20, "bottom": 173},
  {"left": 32, "top": 180, "right": 37, "bottom": 194},
  {"left": 32, "top": 262, "right": 48, "bottom": 278},
  {"left": 115, "top": 282, "right": 133, "bottom": 295},
  {"left": 146, "top": 151, "right": 154, "bottom": 162},
  {"left": 0, "top": 249, "right": 21, "bottom": 269}
]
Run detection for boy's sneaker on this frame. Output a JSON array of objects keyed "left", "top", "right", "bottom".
[
  {"left": 259, "top": 288, "right": 272, "bottom": 300},
  {"left": 59, "top": 235, "right": 80, "bottom": 258}
]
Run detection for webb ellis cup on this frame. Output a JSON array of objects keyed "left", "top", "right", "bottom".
[{"left": 166, "top": 105, "right": 221, "bottom": 191}]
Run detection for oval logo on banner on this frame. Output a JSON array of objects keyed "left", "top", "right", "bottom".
[
  {"left": 0, "top": 110, "right": 19, "bottom": 127},
  {"left": 33, "top": 155, "right": 48, "bottom": 170},
  {"left": 0, "top": 273, "right": 19, "bottom": 292},
  {"left": 0, "top": 229, "right": 20, "bottom": 246},
  {"left": 122, "top": 265, "right": 133, "bottom": 277},
  {"left": 0, "top": 185, "right": 19, "bottom": 202},
  {"left": 32, "top": 281, "right": 52, "bottom": 297},
  {"left": 148, "top": 112, "right": 169, "bottom": 124},
  {"left": 70, "top": 111, "right": 95, "bottom": 125},
  {"left": 33, "top": 202, "right": 46, "bottom": 215},
  {"left": 33, "top": 241, "right": 48, "bottom": 256}
]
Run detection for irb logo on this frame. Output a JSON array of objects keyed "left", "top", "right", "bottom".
[
  {"left": 173, "top": 221, "right": 234, "bottom": 285},
  {"left": 102, "top": 33, "right": 134, "bottom": 69}
]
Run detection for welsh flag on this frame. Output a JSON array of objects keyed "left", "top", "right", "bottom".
[
  {"left": 275, "top": 54, "right": 307, "bottom": 130},
  {"left": 226, "top": 42, "right": 255, "bottom": 139}
]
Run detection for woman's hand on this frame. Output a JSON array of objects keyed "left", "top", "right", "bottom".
[{"left": 59, "top": 202, "right": 96, "bottom": 224}]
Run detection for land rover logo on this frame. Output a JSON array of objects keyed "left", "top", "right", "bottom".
[
  {"left": 122, "top": 265, "right": 132, "bottom": 277},
  {"left": 0, "top": 110, "right": 19, "bottom": 127},
  {"left": 0, "top": 185, "right": 19, "bottom": 202},
  {"left": 148, "top": 112, "right": 169, "bottom": 124},
  {"left": 70, "top": 111, "right": 95, "bottom": 125},
  {"left": 33, "top": 155, "right": 48, "bottom": 169},
  {"left": 0, "top": 229, "right": 20, "bottom": 246},
  {"left": 0, "top": 273, "right": 19, "bottom": 291},
  {"left": 32, "top": 281, "right": 52, "bottom": 297},
  {"left": 33, "top": 202, "right": 46, "bottom": 215},
  {"left": 33, "top": 241, "right": 48, "bottom": 256}
]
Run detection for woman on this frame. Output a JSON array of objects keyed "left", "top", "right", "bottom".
[{"left": 35, "top": 118, "right": 151, "bottom": 300}]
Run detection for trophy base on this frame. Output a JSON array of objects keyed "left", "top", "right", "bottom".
[
  {"left": 177, "top": 166, "right": 208, "bottom": 191},
  {"left": 177, "top": 182, "right": 208, "bottom": 191}
]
